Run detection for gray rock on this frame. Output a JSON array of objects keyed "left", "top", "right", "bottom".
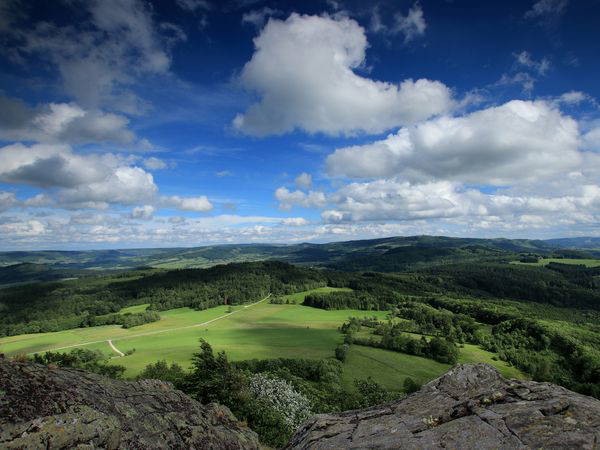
[
  {"left": 285, "top": 364, "right": 600, "bottom": 449},
  {"left": 0, "top": 358, "right": 259, "bottom": 449}
]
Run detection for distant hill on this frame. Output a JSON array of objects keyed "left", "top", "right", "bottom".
[
  {"left": 545, "top": 237, "right": 600, "bottom": 250},
  {"left": 0, "top": 235, "right": 598, "bottom": 286},
  {"left": 0, "top": 263, "right": 94, "bottom": 287}
]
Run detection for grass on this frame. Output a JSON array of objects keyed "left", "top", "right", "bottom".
[
  {"left": 341, "top": 342, "right": 524, "bottom": 394},
  {"left": 0, "top": 287, "right": 525, "bottom": 385},
  {"left": 119, "top": 304, "right": 150, "bottom": 314},
  {"left": 350, "top": 326, "right": 524, "bottom": 386},
  {"left": 342, "top": 346, "right": 451, "bottom": 391},
  {"left": 457, "top": 343, "right": 523, "bottom": 379},
  {"left": 512, "top": 258, "right": 600, "bottom": 267},
  {"left": 273, "top": 286, "right": 353, "bottom": 304}
]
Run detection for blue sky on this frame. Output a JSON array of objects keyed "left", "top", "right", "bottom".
[{"left": 0, "top": 0, "right": 599, "bottom": 249}]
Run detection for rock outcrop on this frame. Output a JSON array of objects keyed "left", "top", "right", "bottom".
[
  {"left": 3, "top": 359, "right": 599, "bottom": 449},
  {"left": 0, "top": 358, "right": 259, "bottom": 449},
  {"left": 286, "top": 364, "right": 600, "bottom": 449}
]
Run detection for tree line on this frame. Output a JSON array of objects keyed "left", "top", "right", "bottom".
[
  {"left": 339, "top": 317, "right": 460, "bottom": 364},
  {"left": 0, "top": 261, "right": 326, "bottom": 337}
]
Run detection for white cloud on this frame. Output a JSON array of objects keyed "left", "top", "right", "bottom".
[
  {"left": 143, "top": 157, "right": 167, "bottom": 170},
  {"left": 281, "top": 217, "right": 309, "bottom": 226},
  {"left": 184, "top": 215, "right": 280, "bottom": 227},
  {"left": 275, "top": 187, "right": 327, "bottom": 210},
  {"left": 556, "top": 91, "right": 598, "bottom": 108},
  {"left": 393, "top": 2, "right": 426, "bottom": 43},
  {"left": 233, "top": 13, "right": 453, "bottom": 136},
  {"left": 369, "top": 6, "right": 387, "bottom": 34},
  {"left": 327, "top": 100, "right": 580, "bottom": 185},
  {"left": 57, "top": 166, "right": 158, "bottom": 208},
  {"left": 370, "top": 2, "right": 426, "bottom": 43},
  {"left": 0, "top": 219, "right": 46, "bottom": 237},
  {"left": 131, "top": 205, "right": 155, "bottom": 220},
  {"left": 0, "top": 212, "right": 322, "bottom": 248},
  {"left": 162, "top": 195, "right": 213, "bottom": 212},
  {"left": 0, "top": 97, "right": 139, "bottom": 145},
  {"left": 315, "top": 176, "right": 600, "bottom": 228},
  {"left": 0, "top": 191, "right": 19, "bottom": 212},
  {"left": 242, "top": 7, "right": 282, "bottom": 29},
  {"left": 9, "top": 0, "right": 180, "bottom": 114},
  {"left": 176, "top": 0, "right": 211, "bottom": 11},
  {"left": 497, "top": 72, "right": 537, "bottom": 94},
  {"left": 0, "top": 143, "right": 113, "bottom": 188},
  {"left": 0, "top": 143, "right": 159, "bottom": 208},
  {"left": 23, "top": 194, "right": 53, "bottom": 208},
  {"left": 525, "top": 0, "right": 569, "bottom": 25},
  {"left": 322, "top": 180, "right": 478, "bottom": 223},
  {"left": 216, "top": 170, "right": 233, "bottom": 177},
  {"left": 582, "top": 127, "right": 600, "bottom": 151},
  {"left": 559, "top": 91, "right": 587, "bottom": 104},
  {"left": 0, "top": 143, "right": 217, "bottom": 213},
  {"left": 2, "top": 198, "right": 599, "bottom": 249},
  {"left": 295, "top": 172, "right": 312, "bottom": 189},
  {"left": 514, "top": 51, "right": 550, "bottom": 75}
]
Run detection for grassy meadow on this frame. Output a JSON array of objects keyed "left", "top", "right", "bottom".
[
  {"left": 0, "top": 287, "right": 525, "bottom": 385},
  {"left": 512, "top": 258, "right": 600, "bottom": 267}
]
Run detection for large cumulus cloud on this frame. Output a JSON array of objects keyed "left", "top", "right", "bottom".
[
  {"left": 0, "top": 143, "right": 212, "bottom": 212},
  {"left": 233, "top": 13, "right": 453, "bottom": 136},
  {"left": 326, "top": 100, "right": 580, "bottom": 184},
  {"left": 0, "top": 97, "right": 141, "bottom": 146}
]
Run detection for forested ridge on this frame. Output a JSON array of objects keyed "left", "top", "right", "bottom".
[{"left": 1, "top": 235, "right": 598, "bottom": 288}]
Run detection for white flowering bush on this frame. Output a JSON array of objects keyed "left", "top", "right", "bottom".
[{"left": 248, "top": 373, "right": 313, "bottom": 431}]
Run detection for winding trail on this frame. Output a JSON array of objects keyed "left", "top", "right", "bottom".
[
  {"left": 27, "top": 293, "right": 271, "bottom": 356},
  {"left": 108, "top": 339, "right": 124, "bottom": 357}
]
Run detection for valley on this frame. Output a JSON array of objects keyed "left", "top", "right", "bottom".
[
  {"left": 0, "top": 287, "right": 521, "bottom": 385},
  {"left": 1, "top": 237, "right": 599, "bottom": 446}
]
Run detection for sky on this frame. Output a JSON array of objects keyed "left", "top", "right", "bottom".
[{"left": 0, "top": 0, "right": 599, "bottom": 250}]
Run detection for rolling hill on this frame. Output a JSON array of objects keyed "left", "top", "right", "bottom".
[{"left": 0, "top": 235, "right": 598, "bottom": 287}]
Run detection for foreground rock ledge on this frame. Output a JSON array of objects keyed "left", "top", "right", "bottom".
[
  {"left": 286, "top": 364, "right": 600, "bottom": 449},
  {"left": 0, "top": 358, "right": 259, "bottom": 449}
]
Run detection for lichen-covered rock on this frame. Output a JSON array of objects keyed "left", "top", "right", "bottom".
[
  {"left": 0, "top": 358, "right": 259, "bottom": 449},
  {"left": 286, "top": 364, "right": 600, "bottom": 449}
]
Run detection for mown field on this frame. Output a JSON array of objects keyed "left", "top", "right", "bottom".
[
  {"left": 512, "top": 258, "right": 600, "bottom": 267},
  {"left": 0, "top": 287, "right": 524, "bottom": 386}
]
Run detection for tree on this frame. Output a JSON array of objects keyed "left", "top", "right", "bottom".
[
  {"left": 181, "top": 339, "right": 246, "bottom": 407},
  {"left": 137, "top": 360, "right": 185, "bottom": 385}
]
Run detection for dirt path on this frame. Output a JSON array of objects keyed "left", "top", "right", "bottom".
[
  {"left": 107, "top": 339, "right": 124, "bottom": 357},
  {"left": 27, "top": 293, "right": 271, "bottom": 355}
]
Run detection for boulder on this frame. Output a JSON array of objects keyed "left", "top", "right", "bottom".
[
  {"left": 0, "top": 358, "right": 259, "bottom": 449},
  {"left": 286, "top": 364, "right": 600, "bottom": 449}
]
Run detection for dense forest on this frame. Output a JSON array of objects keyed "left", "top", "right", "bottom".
[{"left": 0, "top": 261, "right": 326, "bottom": 336}]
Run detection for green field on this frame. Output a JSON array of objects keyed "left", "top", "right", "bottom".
[
  {"left": 513, "top": 258, "right": 600, "bottom": 267},
  {"left": 348, "top": 326, "right": 523, "bottom": 389},
  {"left": 341, "top": 346, "right": 451, "bottom": 391},
  {"left": 119, "top": 303, "right": 150, "bottom": 314},
  {"left": 272, "top": 286, "right": 353, "bottom": 303},
  {"left": 0, "top": 287, "right": 524, "bottom": 384}
]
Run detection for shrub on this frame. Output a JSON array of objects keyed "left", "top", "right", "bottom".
[
  {"left": 247, "top": 373, "right": 313, "bottom": 433},
  {"left": 335, "top": 344, "right": 349, "bottom": 362},
  {"left": 403, "top": 377, "right": 421, "bottom": 394}
]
